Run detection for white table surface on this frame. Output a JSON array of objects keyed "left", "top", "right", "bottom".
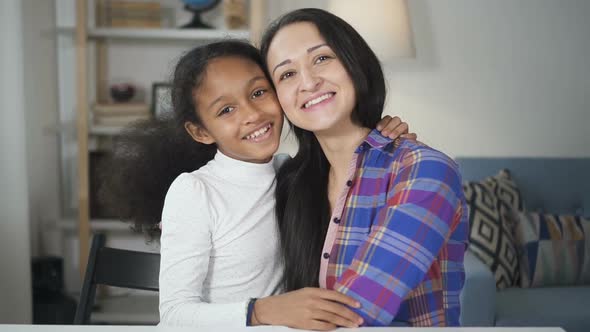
[{"left": 0, "top": 325, "right": 566, "bottom": 332}]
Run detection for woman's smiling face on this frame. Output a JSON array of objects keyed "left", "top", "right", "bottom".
[{"left": 265, "top": 22, "right": 357, "bottom": 135}]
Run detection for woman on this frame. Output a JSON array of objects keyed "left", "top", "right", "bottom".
[{"left": 255, "top": 8, "right": 469, "bottom": 327}]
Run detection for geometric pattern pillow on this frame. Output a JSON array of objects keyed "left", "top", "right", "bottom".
[
  {"left": 515, "top": 212, "right": 590, "bottom": 288},
  {"left": 463, "top": 169, "right": 524, "bottom": 289},
  {"left": 481, "top": 169, "right": 524, "bottom": 212}
]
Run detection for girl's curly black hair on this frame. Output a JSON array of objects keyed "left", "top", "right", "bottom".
[{"left": 98, "top": 40, "right": 268, "bottom": 240}]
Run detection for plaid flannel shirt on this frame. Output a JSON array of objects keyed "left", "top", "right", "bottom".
[{"left": 319, "top": 131, "right": 468, "bottom": 326}]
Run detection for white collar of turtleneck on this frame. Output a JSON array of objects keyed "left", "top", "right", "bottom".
[{"left": 205, "top": 150, "right": 276, "bottom": 186}]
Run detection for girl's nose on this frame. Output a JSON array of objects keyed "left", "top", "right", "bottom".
[{"left": 242, "top": 103, "right": 262, "bottom": 125}]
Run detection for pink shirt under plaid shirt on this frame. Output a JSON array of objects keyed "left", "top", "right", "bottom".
[{"left": 319, "top": 130, "right": 468, "bottom": 326}]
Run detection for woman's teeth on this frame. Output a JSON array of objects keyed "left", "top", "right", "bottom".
[
  {"left": 303, "top": 93, "right": 334, "bottom": 108},
  {"left": 245, "top": 124, "right": 271, "bottom": 140}
]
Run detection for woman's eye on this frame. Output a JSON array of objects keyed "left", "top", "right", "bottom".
[
  {"left": 315, "top": 55, "right": 331, "bottom": 64},
  {"left": 252, "top": 89, "right": 266, "bottom": 99},
  {"left": 279, "top": 71, "right": 294, "bottom": 81},
  {"left": 218, "top": 106, "right": 235, "bottom": 116}
]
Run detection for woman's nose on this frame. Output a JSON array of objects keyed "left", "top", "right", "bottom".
[{"left": 299, "top": 68, "right": 321, "bottom": 92}]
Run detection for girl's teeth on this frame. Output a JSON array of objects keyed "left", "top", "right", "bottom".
[{"left": 246, "top": 124, "right": 270, "bottom": 140}]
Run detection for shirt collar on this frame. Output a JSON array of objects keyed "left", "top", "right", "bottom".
[
  {"left": 209, "top": 150, "right": 276, "bottom": 186},
  {"left": 355, "top": 129, "right": 394, "bottom": 153}
]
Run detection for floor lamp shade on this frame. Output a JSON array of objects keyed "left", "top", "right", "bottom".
[{"left": 328, "top": 0, "right": 415, "bottom": 60}]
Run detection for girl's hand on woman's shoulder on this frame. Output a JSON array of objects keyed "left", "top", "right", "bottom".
[
  {"left": 252, "top": 287, "right": 364, "bottom": 330},
  {"left": 376, "top": 115, "right": 417, "bottom": 140}
]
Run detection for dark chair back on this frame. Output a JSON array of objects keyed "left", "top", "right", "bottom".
[{"left": 74, "top": 233, "right": 160, "bottom": 324}]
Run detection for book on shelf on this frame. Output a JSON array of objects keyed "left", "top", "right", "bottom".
[
  {"left": 97, "top": 0, "right": 162, "bottom": 28},
  {"left": 92, "top": 103, "right": 150, "bottom": 116},
  {"left": 92, "top": 103, "right": 151, "bottom": 126},
  {"left": 106, "top": 0, "right": 161, "bottom": 11},
  {"left": 108, "top": 17, "right": 162, "bottom": 28},
  {"left": 93, "top": 114, "right": 151, "bottom": 127}
]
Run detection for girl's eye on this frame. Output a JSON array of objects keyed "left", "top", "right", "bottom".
[
  {"left": 279, "top": 71, "right": 294, "bottom": 81},
  {"left": 315, "top": 55, "right": 332, "bottom": 64},
  {"left": 252, "top": 89, "right": 266, "bottom": 99},
  {"left": 218, "top": 106, "right": 235, "bottom": 116}
]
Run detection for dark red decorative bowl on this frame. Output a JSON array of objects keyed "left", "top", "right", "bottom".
[{"left": 110, "top": 84, "right": 136, "bottom": 102}]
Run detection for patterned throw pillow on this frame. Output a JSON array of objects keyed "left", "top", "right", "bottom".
[
  {"left": 462, "top": 169, "right": 524, "bottom": 289},
  {"left": 516, "top": 212, "right": 590, "bottom": 288}
]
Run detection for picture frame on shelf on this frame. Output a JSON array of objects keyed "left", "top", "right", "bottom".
[{"left": 151, "top": 82, "right": 172, "bottom": 119}]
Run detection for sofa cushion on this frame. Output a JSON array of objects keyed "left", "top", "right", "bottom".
[
  {"left": 515, "top": 212, "right": 590, "bottom": 287},
  {"left": 460, "top": 250, "right": 496, "bottom": 326},
  {"left": 495, "top": 286, "right": 590, "bottom": 332},
  {"left": 463, "top": 169, "right": 523, "bottom": 289}
]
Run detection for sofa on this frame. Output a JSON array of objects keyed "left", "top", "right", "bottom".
[{"left": 457, "top": 157, "right": 590, "bottom": 332}]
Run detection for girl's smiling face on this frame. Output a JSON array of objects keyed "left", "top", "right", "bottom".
[
  {"left": 185, "top": 56, "right": 283, "bottom": 163},
  {"left": 265, "top": 22, "right": 357, "bottom": 135}
]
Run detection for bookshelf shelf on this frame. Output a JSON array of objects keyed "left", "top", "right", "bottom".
[
  {"left": 89, "top": 125, "right": 127, "bottom": 136},
  {"left": 58, "top": 26, "right": 250, "bottom": 41},
  {"left": 90, "top": 27, "right": 250, "bottom": 40},
  {"left": 57, "top": 218, "right": 133, "bottom": 232},
  {"left": 90, "top": 294, "right": 159, "bottom": 324}
]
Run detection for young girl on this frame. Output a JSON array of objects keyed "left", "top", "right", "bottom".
[
  {"left": 258, "top": 8, "right": 469, "bottom": 327},
  {"left": 101, "top": 40, "right": 413, "bottom": 330}
]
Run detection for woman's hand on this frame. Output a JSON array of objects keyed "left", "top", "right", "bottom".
[
  {"left": 252, "top": 287, "right": 364, "bottom": 330},
  {"left": 376, "top": 115, "right": 417, "bottom": 140}
]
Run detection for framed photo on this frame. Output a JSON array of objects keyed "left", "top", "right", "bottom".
[{"left": 151, "top": 82, "right": 172, "bottom": 119}]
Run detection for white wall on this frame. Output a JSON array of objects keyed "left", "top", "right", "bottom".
[
  {"left": 21, "top": 0, "right": 62, "bottom": 257},
  {"left": 0, "top": 0, "right": 33, "bottom": 324},
  {"left": 385, "top": 0, "right": 590, "bottom": 158},
  {"left": 271, "top": 0, "right": 590, "bottom": 158}
]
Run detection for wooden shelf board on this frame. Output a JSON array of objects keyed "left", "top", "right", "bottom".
[
  {"left": 89, "top": 125, "right": 125, "bottom": 136},
  {"left": 90, "top": 294, "right": 159, "bottom": 324},
  {"left": 57, "top": 218, "right": 133, "bottom": 232},
  {"left": 58, "top": 27, "right": 250, "bottom": 41}
]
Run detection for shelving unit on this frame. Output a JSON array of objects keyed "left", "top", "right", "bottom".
[{"left": 68, "top": 0, "right": 267, "bottom": 276}]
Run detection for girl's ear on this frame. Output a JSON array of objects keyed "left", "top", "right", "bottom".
[{"left": 185, "top": 121, "right": 216, "bottom": 145}]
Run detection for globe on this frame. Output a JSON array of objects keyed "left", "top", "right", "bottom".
[{"left": 181, "top": 0, "right": 221, "bottom": 29}]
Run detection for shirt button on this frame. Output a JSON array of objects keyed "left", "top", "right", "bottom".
[
  {"left": 333, "top": 217, "right": 340, "bottom": 224},
  {"left": 323, "top": 253, "right": 330, "bottom": 259},
  {"left": 346, "top": 180, "right": 353, "bottom": 187}
]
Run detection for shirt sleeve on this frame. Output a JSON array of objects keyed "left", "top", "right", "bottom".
[
  {"left": 158, "top": 173, "right": 249, "bottom": 327},
  {"left": 332, "top": 148, "right": 465, "bottom": 326}
]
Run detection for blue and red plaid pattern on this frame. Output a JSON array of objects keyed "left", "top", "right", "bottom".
[{"left": 322, "top": 130, "right": 468, "bottom": 326}]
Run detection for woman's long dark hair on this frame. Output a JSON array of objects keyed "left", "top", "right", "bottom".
[
  {"left": 99, "top": 40, "right": 268, "bottom": 239},
  {"left": 260, "top": 8, "right": 386, "bottom": 291}
]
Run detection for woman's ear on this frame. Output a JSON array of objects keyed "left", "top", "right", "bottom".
[{"left": 185, "top": 121, "right": 216, "bottom": 145}]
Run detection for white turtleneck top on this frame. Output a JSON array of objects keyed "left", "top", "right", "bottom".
[{"left": 158, "top": 151, "right": 283, "bottom": 327}]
